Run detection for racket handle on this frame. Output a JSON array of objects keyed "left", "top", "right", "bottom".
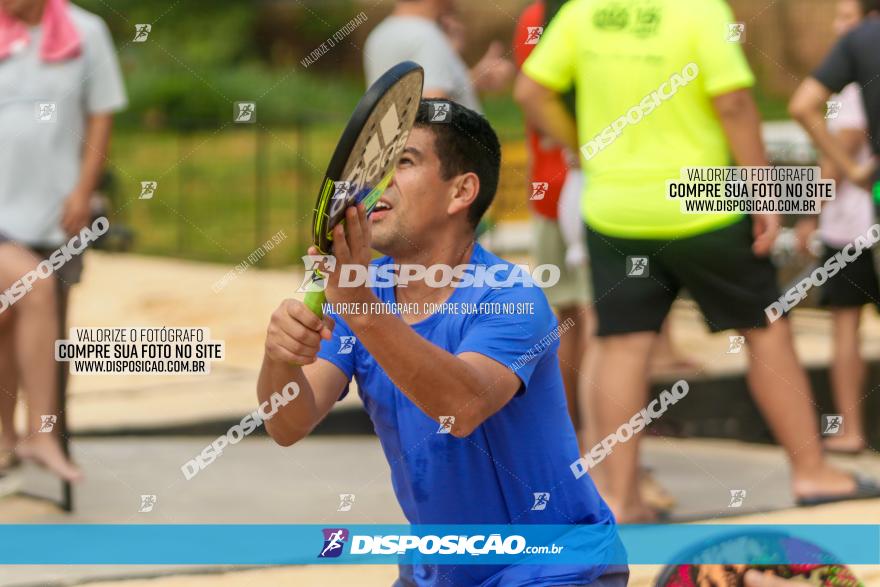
[{"left": 303, "top": 290, "right": 326, "bottom": 319}]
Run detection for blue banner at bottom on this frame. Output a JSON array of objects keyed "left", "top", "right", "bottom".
[{"left": 0, "top": 524, "right": 876, "bottom": 565}]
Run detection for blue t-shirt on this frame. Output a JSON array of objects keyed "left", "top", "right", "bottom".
[{"left": 317, "top": 244, "right": 616, "bottom": 586}]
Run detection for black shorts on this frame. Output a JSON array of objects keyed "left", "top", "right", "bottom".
[
  {"left": 818, "top": 242, "right": 880, "bottom": 309},
  {"left": 586, "top": 217, "right": 780, "bottom": 336},
  {"left": 0, "top": 232, "right": 83, "bottom": 287}
]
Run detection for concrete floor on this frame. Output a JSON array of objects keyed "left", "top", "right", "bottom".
[{"left": 2, "top": 435, "right": 876, "bottom": 586}]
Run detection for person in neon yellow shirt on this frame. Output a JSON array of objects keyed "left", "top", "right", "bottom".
[{"left": 516, "top": 0, "right": 879, "bottom": 522}]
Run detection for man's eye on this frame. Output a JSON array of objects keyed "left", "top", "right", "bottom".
[{"left": 399, "top": 157, "right": 412, "bottom": 166}]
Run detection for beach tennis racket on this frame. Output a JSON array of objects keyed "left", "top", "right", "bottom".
[
  {"left": 300, "top": 61, "right": 424, "bottom": 318},
  {"left": 654, "top": 530, "right": 863, "bottom": 587}
]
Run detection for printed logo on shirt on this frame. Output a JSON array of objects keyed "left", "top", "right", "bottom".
[{"left": 593, "top": 3, "right": 662, "bottom": 37}]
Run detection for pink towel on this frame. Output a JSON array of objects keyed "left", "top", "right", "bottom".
[{"left": 0, "top": 0, "right": 81, "bottom": 62}]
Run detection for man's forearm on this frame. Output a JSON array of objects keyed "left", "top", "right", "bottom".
[
  {"left": 528, "top": 97, "right": 579, "bottom": 153},
  {"left": 344, "top": 303, "right": 489, "bottom": 428},
  {"left": 257, "top": 356, "right": 320, "bottom": 445}
]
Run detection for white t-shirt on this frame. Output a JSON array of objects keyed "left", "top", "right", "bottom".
[
  {"left": 363, "top": 15, "right": 481, "bottom": 112},
  {"left": 0, "top": 5, "right": 127, "bottom": 247},
  {"left": 819, "top": 83, "right": 874, "bottom": 247}
]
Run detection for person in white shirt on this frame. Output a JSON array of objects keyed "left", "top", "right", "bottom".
[{"left": 363, "top": 0, "right": 513, "bottom": 111}]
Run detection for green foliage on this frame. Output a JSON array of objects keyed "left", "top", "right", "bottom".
[
  {"left": 77, "top": 0, "right": 257, "bottom": 66},
  {"left": 117, "top": 66, "right": 365, "bottom": 130}
]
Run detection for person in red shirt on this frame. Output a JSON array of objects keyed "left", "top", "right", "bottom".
[{"left": 513, "top": 0, "right": 590, "bottom": 432}]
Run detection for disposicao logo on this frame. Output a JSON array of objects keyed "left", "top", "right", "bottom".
[{"left": 319, "top": 528, "right": 349, "bottom": 558}]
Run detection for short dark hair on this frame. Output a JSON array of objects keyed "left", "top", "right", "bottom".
[
  {"left": 414, "top": 99, "right": 501, "bottom": 229},
  {"left": 859, "top": 0, "right": 880, "bottom": 14}
]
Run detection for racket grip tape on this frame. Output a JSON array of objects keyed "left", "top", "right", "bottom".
[
  {"left": 294, "top": 290, "right": 327, "bottom": 368},
  {"left": 303, "top": 290, "right": 326, "bottom": 319}
]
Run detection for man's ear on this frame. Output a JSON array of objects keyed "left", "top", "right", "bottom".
[{"left": 447, "top": 172, "right": 480, "bottom": 218}]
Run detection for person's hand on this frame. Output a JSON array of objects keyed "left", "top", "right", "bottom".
[
  {"left": 320, "top": 204, "right": 377, "bottom": 308},
  {"left": 472, "top": 41, "right": 514, "bottom": 94},
  {"left": 439, "top": 13, "right": 466, "bottom": 54},
  {"left": 847, "top": 158, "right": 877, "bottom": 191},
  {"left": 794, "top": 217, "right": 819, "bottom": 256},
  {"left": 265, "top": 298, "right": 334, "bottom": 365},
  {"left": 751, "top": 213, "right": 780, "bottom": 256},
  {"left": 61, "top": 191, "right": 91, "bottom": 237}
]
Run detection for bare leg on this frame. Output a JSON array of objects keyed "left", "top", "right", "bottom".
[
  {"left": 581, "top": 331, "right": 657, "bottom": 522},
  {"left": 0, "top": 245, "right": 81, "bottom": 481},
  {"left": 650, "top": 317, "right": 701, "bottom": 374},
  {"left": 741, "top": 319, "right": 855, "bottom": 499},
  {"left": 824, "top": 308, "right": 866, "bottom": 452},
  {"left": 0, "top": 309, "right": 19, "bottom": 463},
  {"left": 556, "top": 305, "right": 591, "bottom": 430}
]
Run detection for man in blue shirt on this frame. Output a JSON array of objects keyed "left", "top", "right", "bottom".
[{"left": 258, "top": 100, "right": 622, "bottom": 586}]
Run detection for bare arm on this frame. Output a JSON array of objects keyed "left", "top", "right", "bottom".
[
  {"left": 347, "top": 310, "right": 520, "bottom": 438},
  {"left": 62, "top": 113, "right": 113, "bottom": 235},
  {"left": 712, "top": 88, "right": 779, "bottom": 256},
  {"left": 258, "top": 299, "right": 349, "bottom": 446},
  {"left": 794, "top": 129, "right": 865, "bottom": 252},
  {"left": 513, "top": 73, "right": 579, "bottom": 153},
  {"left": 327, "top": 206, "right": 521, "bottom": 438},
  {"left": 470, "top": 41, "right": 515, "bottom": 94},
  {"left": 790, "top": 78, "right": 875, "bottom": 188},
  {"left": 712, "top": 88, "right": 768, "bottom": 167},
  {"left": 789, "top": 79, "right": 849, "bottom": 173}
]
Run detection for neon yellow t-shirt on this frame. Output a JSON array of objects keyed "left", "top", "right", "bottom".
[{"left": 522, "top": 0, "right": 754, "bottom": 239}]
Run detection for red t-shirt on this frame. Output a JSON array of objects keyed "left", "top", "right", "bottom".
[{"left": 514, "top": 1, "right": 568, "bottom": 219}]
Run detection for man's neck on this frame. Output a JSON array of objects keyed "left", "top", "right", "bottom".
[
  {"left": 14, "top": 0, "right": 47, "bottom": 26},
  {"left": 392, "top": 1, "right": 441, "bottom": 22},
  {"left": 391, "top": 235, "right": 476, "bottom": 308}
]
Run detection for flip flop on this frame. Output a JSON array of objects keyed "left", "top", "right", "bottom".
[
  {"left": 796, "top": 474, "right": 880, "bottom": 507},
  {"left": 641, "top": 467, "right": 677, "bottom": 513}
]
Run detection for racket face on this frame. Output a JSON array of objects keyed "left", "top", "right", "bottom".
[
  {"left": 654, "top": 532, "right": 863, "bottom": 587},
  {"left": 312, "top": 61, "right": 424, "bottom": 253}
]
